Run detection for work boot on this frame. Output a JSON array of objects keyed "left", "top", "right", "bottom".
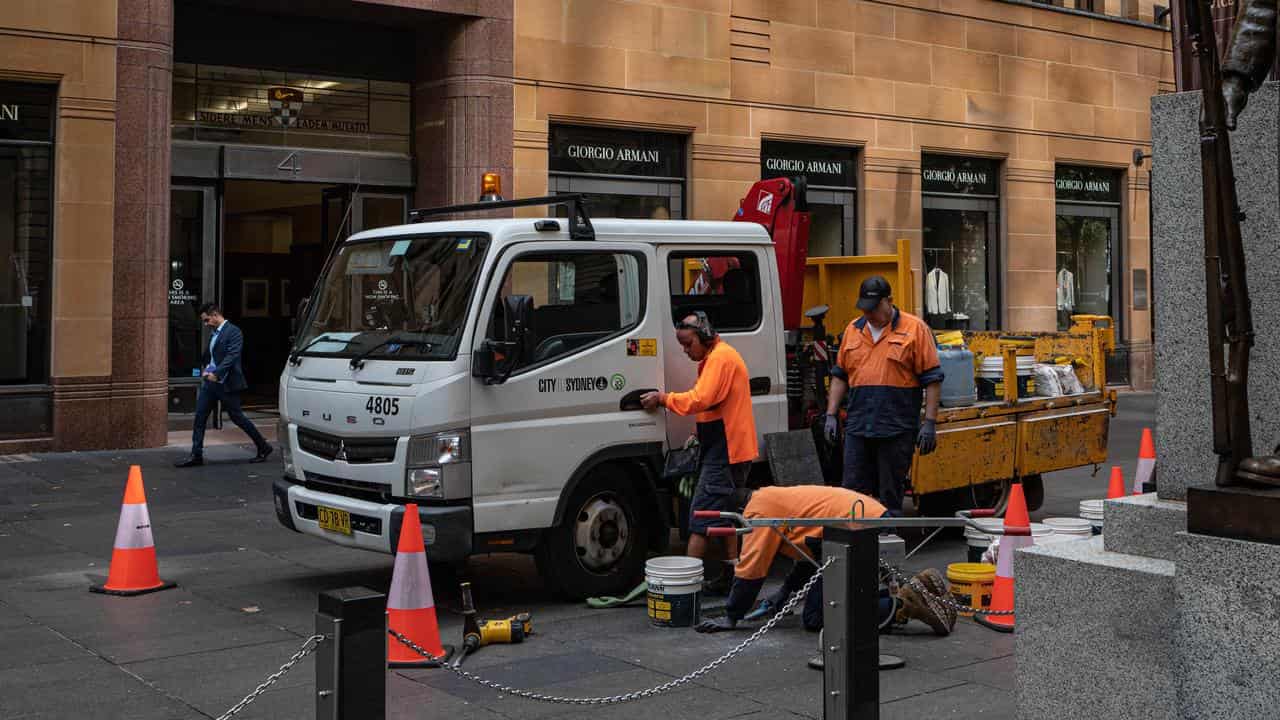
[
  {"left": 912, "top": 568, "right": 948, "bottom": 600},
  {"left": 1236, "top": 454, "right": 1280, "bottom": 486},
  {"left": 896, "top": 583, "right": 956, "bottom": 636}
]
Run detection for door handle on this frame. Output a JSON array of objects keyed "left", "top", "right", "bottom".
[{"left": 620, "top": 388, "right": 659, "bottom": 411}]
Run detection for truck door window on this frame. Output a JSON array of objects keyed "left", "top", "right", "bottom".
[
  {"left": 668, "top": 252, "right": 762, "bottom": 332},
  {"left": 492, "top": 251, "right": 645, "bottom": 371}
]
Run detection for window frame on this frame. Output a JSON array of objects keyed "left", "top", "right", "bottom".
[
  {"left": 488, "top": 248, "right": 649, "bottom": 377},
  {"left": 666, "top": 250, "right": 765, "bottom": 334}
]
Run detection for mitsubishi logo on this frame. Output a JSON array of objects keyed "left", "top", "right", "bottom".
[{"left": 335, "top": 441, "right": 348, "bottom": 462}]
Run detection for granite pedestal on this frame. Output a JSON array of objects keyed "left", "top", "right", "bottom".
[{"left": 1016, "top": 82, "right": 1280, "bottom": 719}]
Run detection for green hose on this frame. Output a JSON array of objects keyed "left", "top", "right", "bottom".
[{"left": 585, "top": 581, "right": 648, "bottom": 609}]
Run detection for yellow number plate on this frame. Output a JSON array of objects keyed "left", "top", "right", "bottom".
[{"left": 317, "top": 506, "right": 352, "bottom": 535}]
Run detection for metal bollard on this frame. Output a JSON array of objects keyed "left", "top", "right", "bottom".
[
  {"left": 822, "top": 525, "right": 880, "bottom": 720},
  {"left": 316, "top": 587, "right": 386, "bottom": 720}
]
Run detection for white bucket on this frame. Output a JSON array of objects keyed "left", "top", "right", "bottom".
[
  {"left": 1079, "top": 499, "right": 1105, "bottom": 534},
  {"left": 983, "top": 523, "right": 1054, "bottom": 563},
  {"left": 1043, "top": 517, "right": 1093, "bottom": 539},
  {"left": 963, "top": 517, "right": 1008, "bottom": 562},
  {"left": 978, "top": 356, "right": 1035, "bottom": 378},
  {"left": 645, "top": 556, "right": 703, "bottom": 627}
]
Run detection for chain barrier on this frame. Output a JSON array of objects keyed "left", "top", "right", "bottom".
[
  {"left": 215, "top": 634, "right": 325, "bottom": 720},
  {"left": 878, "top": 559, "right": 1016, "bottom": 617},
  {"left": 389, "top": 556, "right": 835, "bottom": 706}
]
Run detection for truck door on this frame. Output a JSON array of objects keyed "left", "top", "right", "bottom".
[
  {"left": 470, "top": 242, "right": 666, "bottom": 534},
  {"left": 659, "top": 246, "right": 787, "bottom": 455}
]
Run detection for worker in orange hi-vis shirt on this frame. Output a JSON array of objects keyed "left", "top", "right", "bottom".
[
  {"left": 824, "top": 275, "right": 944, "bottom": 517},
  {"left": 692, "top": 485, "right": 956, "bottom": 638},
  {"left": 641, "top": 311, "right": 757, "bottom": 594}
]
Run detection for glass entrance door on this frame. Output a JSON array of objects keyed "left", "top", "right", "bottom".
[
  {"left": 922, "top": 196, "right": 999, "bottom": 331},
  {"left": 1056, "top": 203, "right": 1125, "bottom": 383},
  {"left": 168, "top": 185, "right": 218, "bottom": 413},
  {"left": 353, "top": 192, "right": 408, "bottom": 232}
]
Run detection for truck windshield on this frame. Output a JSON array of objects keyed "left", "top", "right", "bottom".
[{"left": 293, "top": 234, "right": 490, "bottom": 361}]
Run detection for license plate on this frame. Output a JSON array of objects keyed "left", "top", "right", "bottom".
[{"left": 317, "top": 506, "right": 352, "bottom": 535}]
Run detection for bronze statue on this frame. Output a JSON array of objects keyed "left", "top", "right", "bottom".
[
  {"left": 1224, "top": 0, "right": 1277, "bottom": 128},
  {"left": 1183, "top": 0, "right": 1280, "bottom": 486}
]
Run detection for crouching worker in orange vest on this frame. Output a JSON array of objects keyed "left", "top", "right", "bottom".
[
  {"left": 693, "top": 485, "right": 957, "bottom": 636},
  {"left": 641, "top": 311, "right": 757, "bottom": 593}
]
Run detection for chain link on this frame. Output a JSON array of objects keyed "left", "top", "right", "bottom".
[
  {"left": 215, "top": 634, "right": 325, "bottom": 720},
  {"left": 878, "top": 559, "right": 1016, "bottom": 617},
  {"left": 389, "top": 557, "right": 835, "bottom": 706}
]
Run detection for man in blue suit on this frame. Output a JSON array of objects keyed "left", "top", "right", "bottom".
[{"left": 176, "top": 303, "right": 273, "bottom": 467}]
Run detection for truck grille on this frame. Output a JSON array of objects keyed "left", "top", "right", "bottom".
[
  {"left": 297, "top": 429, "right": 398, "bottom": 464},
  {"left": 303, "top": 471, "right": 391, "bottom": 503}
]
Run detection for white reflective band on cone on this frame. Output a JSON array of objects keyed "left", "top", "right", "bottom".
[
  {"left": 995, "top": 533, "right": 1030, "bottom": 578},
  {"left": 113, "top": 502, "right": 156, "bottom": 550},
  {"left": 388, "top": 550, "right": 435, "bottom": 610},
  {"left": 1134, "top": 457, "right": 1155, "bottom": 493}
]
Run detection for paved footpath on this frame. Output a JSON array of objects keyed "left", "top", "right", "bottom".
[{"left": 0, "top": 394, "right": 1154, "bottom": 720}]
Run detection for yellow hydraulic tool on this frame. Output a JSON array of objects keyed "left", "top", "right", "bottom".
[
  {"left": 478, "top": 613, "right": 533, "bottom": 645},
  {"left": 455, "top": 582, "right": 534, "bottom": 667}
]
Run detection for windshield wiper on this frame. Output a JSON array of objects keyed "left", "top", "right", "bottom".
[
  {"left": 349, "top": 336, "right": 407, "bottom": 370},
  {"left": 288, "top": 334, "right": 358, "bottom": 366}
]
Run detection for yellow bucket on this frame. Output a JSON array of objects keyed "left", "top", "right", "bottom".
[{"left": 947, "top": 562, "right": 995, "bottom": 617}]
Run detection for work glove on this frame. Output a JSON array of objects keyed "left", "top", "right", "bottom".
[
  {"left": 694, "top": 617, "right": 739, "bottom": 634},
  {"left": 824, "top": 414, "right": 839, "bottom": 446},
  {"left": 916, "top": 419, "right": 937, "bottom": 456},
  {"left": 743, "top": 598, "right": 775, "bottom": 622}
]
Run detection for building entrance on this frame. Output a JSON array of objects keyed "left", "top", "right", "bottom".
[{"left": 167, "top": 180, "right": 408, "bottom": 414}]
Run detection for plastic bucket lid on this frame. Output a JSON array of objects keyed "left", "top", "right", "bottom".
[
  {"left": 646, "top": 556, "right": 703, "bottom": 579},
  {"left": 947, "top": 562, "right": 996, "bottom": 583},
  {"left": 1043, "top": 517, "right": 1094, "bottom": 534}
]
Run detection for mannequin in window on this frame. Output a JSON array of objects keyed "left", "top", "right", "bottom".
[
  {"left": 925, "top": 266, "right": 951, "bottom": 316},
  {"left": 1056, "top": 267, "right": 1075, "bottom": 312}
]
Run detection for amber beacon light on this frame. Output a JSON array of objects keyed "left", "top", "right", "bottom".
[{"left": 480, "top": 172, "right": 503, "bottom": 202}]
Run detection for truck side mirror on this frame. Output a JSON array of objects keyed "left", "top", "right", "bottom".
[{"left": 474, "top": 294, "right": 535, "bottom": 384}]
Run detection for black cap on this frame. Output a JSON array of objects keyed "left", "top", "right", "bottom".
[{"left": 856, "top": 275, "right": 892, "bottom": 311}]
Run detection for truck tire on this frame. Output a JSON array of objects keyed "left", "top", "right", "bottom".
[
  {"left": 535, "top": 469, "right": 648, "bottom": 599},
  {"left": 1020, "top": 475, "right": 1045, "bottom": 513}
]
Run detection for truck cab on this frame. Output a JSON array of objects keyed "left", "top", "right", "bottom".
[{"left": 273, "top": 196, "right": 787, "bottom": 597}]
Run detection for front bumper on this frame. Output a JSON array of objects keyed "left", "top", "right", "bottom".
[{"left": 273, "top": 477, "right": 472, "bottom": 562}]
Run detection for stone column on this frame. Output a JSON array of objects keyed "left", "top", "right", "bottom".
[
  {"left": 413, "top": 13, "right": 513, "bottom": 210},
  {"left": 104, "top": 0, "right": 172, "bottom": 449},
  {"left": 1151, "top": 84, "right": 1280, "bottom": 500}
]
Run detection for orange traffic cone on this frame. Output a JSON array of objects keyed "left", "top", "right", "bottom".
[
  {"left": 387, "top": 505, "right": 453, "bottom": 667},
  {"left": 976, "top": 483, "right": 1032, "bottom": 632},
  {"left": 90, "top": 466, "right": 175, "bottom": 596},
  {"left": 1107, "top": 466, "right": 1126, "bottom": 500},
  {"left": 1134, "top": 428, "right": 1156, "bottom": 495}
]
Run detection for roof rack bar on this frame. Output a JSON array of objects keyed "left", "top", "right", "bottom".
[{"left": 407, "top": 194, "right": 595, "bottom": 241}]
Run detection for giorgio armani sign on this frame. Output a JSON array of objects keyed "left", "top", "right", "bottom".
[
  {"left": 550, "top": 125, "right": 685, "bottom": 178},
  {"left": 921, "top": 155, "right": 999, "bottom": 196},
  {"left": 0, "top": 82, "right": 55, "bottom": 142},
  {"left": 1055, "top": 165, "right": 1121, "bottom": 204},
  {"left": 760, "top": 141, "right": 856, "bottom": 188}
]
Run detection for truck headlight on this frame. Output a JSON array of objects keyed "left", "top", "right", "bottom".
[
  {"left": 407, "top": 467, "right": 443, "bottom": 498},
  {"left": 408, "top": 429, "right": 469, "bottom": 466},
  {"left": 406, "top": 429, "right": 468, "bottom": 498},
  {"left": 278, "top": 419, "right": 296, "bottom": 479}
]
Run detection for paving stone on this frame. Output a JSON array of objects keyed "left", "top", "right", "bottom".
[
  {"left": 0, "top": 656, "right": 204, "bottom": 720},
  {"left": 124, "top": 637, "right": 317, "bottom": 715},
  {"left": 0, "top": 623, "right": 94, "bottom": 669}
]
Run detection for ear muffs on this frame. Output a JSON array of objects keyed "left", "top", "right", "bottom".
[{"left": 680, "top": 310, "right": 716, "bottom": 344}]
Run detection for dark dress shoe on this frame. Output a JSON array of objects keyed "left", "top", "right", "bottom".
[
  {"left": 249, "top": 446, "right": 274, "bottom": 464},
  {"left": 174, "top": 456, "right": 204, "bottom": 468}
]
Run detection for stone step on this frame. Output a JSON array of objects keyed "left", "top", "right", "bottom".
[
  {"left": 1102, "top": 493, "right": 1187, "bottom": 562},
  {"left": 1015, "top": 536, "right": 1176, "bottom": 720}
]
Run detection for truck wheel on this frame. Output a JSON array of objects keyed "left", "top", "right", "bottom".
[
  {"left": 1019, "top": 475, "right": 1045, "bottom": 513},
  {"left": 535, "top": 470, "right": 647, "bottom": 599}
]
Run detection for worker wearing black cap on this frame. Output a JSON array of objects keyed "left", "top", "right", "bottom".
[{"left": 822, "top": 276, "right": 943, "bottom": 515}]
